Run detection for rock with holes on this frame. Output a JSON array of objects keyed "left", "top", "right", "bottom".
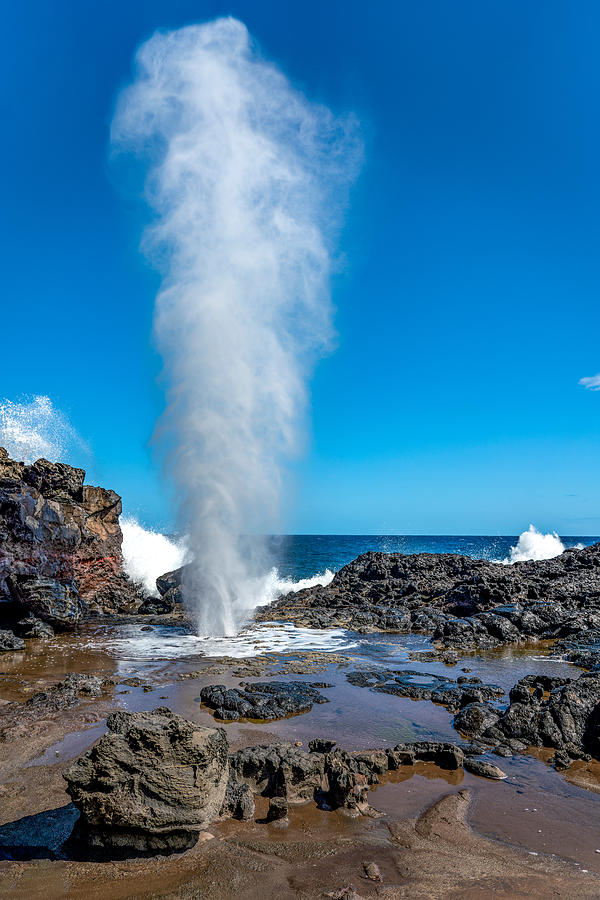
[{"left": 64, "top": 707, "right": 229, "bottom": 855}]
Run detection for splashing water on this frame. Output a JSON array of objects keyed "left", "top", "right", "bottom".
[
  {"left": 504, "top": 525, "right": 582, "bottom": 563},
  {"left": 112, "top": 18, "right": 361, "bottom": 636},
  {"left": 0, "top": 395, "right": 87, "bottom": 464},
  {"left": 120, "top": 516, "right": 189, "bottom": 595}
]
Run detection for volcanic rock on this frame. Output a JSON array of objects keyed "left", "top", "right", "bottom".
[
  {"left": 0, "top": 629, "right": 25, "bottom": 651},
  {"left": 257, "top": 543, "right": 600, "bottom": 651},
  {"left": 13, "top": 616, "right": 54, "bottom": 639},
  {"left": 346, "top": 668, "right": 504, "bottom": 711},
  {"left": 463, "top": 758, "right": 507, "bottom": 779},
  {"left": 199, "top": 680, "right": 330, "bottom": 721},
  {"left": 64, "top": 707, "right": 229, "bottom": 855},
  {"left": 0, "top": 446, "right": 143, "bottom": 624},
  {"left": 455, "top": 670, "right": 600, "bottom": 764}
]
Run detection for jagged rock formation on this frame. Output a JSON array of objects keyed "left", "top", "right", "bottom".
[
  {"left": 61, "top": 703, "right": 514, "bottom": 858},
  {"left": 455, "top": 670, "right": 600, "bottom": 767},
  {"left": 0, "top": 446, "right": 143, "bottom": 627},
  {"left": 257, "top": 544, "right": 600, "bottom": 651},
  {"left": 64, "top": 707, "right": 230, "bottom": 855}
]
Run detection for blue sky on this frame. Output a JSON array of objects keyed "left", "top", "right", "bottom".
[{"left": 2, "top": 0, "right": 599, "bottom": 535}]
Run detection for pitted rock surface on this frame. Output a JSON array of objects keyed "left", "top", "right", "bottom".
[
  {"left": 346, "top": 668, "right": 504, "bottom": 711},
  {"left": 64, "top": 707, "right": 229, "bottom": 855}
]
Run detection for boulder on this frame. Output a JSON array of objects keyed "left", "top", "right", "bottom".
[
  {"left": 463, "top": 758, "right": 507, "bottom": 779},
  {"left": 7, "top": 577, "right": 82, "bottom": 628},
  {"left": 0, "top": 629, "right": 25, "bottom": 651},
  {"left": 64, "top": 707, "right": 229, "bottom": 856}
]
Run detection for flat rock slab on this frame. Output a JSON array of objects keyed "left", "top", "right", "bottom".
[
  {"left": 199, "top": 681, "right": 331, "bottom": 721},
  {"left": 346, "top": 668, "right": 504, "bottom": 712}
]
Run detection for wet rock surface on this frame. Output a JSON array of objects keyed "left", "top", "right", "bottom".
[
  {"left": 226, "top": 738, "right": 472, "bottom": 819},
  {"left": 0, "top": 673, "right": 111, "bottom": 741},
  {"left": 199, "top": 680, "right": 331, "bottom": 721},
  {"left": 0, "top": 628, "right": 25, "bottom": 651},
  {"left": 346, "top": 668, "right": 504, "bottom": 711},
  {"left": 257, "top": 544, "right": 600, "bottom": 652},
  {"left": 455, "top": 670, "right": 600, "bottom": 765},
  {"left": 0, "top": 447, "right": 144, "bottom": 627},
  {"left": 64, "top": 707, "right": 229, "bottom": 856}
]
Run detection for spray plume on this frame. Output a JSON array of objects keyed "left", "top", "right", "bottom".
[{"left": 112, "top": 18, "right": 360, "bottom": 635}]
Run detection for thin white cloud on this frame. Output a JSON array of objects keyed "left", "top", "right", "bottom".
[{"left": 579, "top": 374, "right": 600, "bottom": 391}]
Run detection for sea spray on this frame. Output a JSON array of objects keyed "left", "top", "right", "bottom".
[
  {"left": 504, "top": 524, "right": 582, "bottom": 563},
  {"left": 112, "top": 18, "right": 361, "bottom": 635},
  {"left": 0, "top": 395, "right": 88, "bottom": 465},
  {"left": 120, "top": 516, "right": 189, "bottom": 595}
]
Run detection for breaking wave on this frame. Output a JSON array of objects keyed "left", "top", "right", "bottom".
[
  {"left": 121, "top": 516, "right": 189, "bottom": 596},
  {"left": 120, "top": 515, "right": 334, "bottom": 604},
  {"left": 504, "top": 525, "right": 582, "bottom": 563},
  {"left": 0, "top": 395, "right": 88, "bottom": 465}
]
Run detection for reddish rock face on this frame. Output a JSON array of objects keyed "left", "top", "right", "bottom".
[{"left": 0, "top": 447, "right": 143, "bottom": 625}]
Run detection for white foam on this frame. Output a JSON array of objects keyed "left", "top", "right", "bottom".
[
  {"left": 503, "top": 525, "right": 583, "bottom": 563},
  {"left": 91, "top": 621, "right": 357, "bottom": 661},
  {"left": 121, "top": 516, "right": 189, "bottom": 595}
]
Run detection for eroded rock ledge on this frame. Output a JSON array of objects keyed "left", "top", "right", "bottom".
[{"left": 62, "top": 707, "right": 502, "bottom": 858}]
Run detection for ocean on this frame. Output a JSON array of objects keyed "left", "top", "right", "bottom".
[{"left": 269, "top": 533, "right": 598, "bottom": 582}]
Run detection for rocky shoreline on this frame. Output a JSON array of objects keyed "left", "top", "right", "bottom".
[{"left": 1, "top": 445, "right": 600, "bottom": 894}]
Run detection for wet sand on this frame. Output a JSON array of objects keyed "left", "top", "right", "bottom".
[{"left": 0, "top": 623, "right": 599, "bottom": 897}]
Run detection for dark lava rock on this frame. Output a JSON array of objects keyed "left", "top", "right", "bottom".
[
  {"left": 256, "top": 544, "right": 600, "bottom": 651},
  {"left": 27, "top": 674, "right": 108, "bottom": 713},
  {"left": 309, "top": 738, "right": 337, "bottom": 753},
  {"left": 7, "top": 577, "right": 82, "bottom": 629},
  {"left": 137, "top": 591, "right": 177, "bottom": 615},
  {"left": 266, "top": 796, "right": 289, "bottom": 821},
  {"left": 0, "top": 674, "right": 110, "bottom": 742},
  {"left": 156, "top": 566, "right": 186, "bottom": 597},
  {"left": 64, "top": 707, "right": 229, "bottom": 856},
  {"left": 346, "top": 668, "right": 504, "bottom": 712},
  {"left": 387, "top": 740, "right": 464, "bottom": 770},
  {"left": 0, "top": 629, "right": 25, "bottom": 651},
  {"left": 463, "top": 758, "right": 507, "bottom": 779},
  {"left": 455, "top": 670, "right": 600, "bottom": 765},
  {"left": 14, "top": 616, "right": 54, "bottom": 639},
  {"left": 199, "top": 681, "right": 330, "bottom": 721},
  {"left": 0, "top": 446, "right": 143, "bottom": 622}
]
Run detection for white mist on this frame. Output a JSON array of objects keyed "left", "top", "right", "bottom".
[{"left": 112, "top": 18, "right": 360, "bottom": 635}]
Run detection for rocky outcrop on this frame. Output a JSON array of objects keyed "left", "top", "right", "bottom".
[
  {"left": 228, "top": 738, "right": 469, "bottom": 817},
  {"left": 199, "top": 680, "right": 331, "bottom": 721},
  {"left": 0, "top": 673, "right": 111, "bottom": 741},
  {"left": 454, "top": 670, "right": 600, "bottom": 766},
  {"left": 257, "top": 544, "right": 600, "bottom": 651},
  {"left": 0, "top": 629, "right": 25, "bottom": 652},
  {"left": 0, "top": 447, "right": 143, "bottom": 627},
  {"left": 64, "top": 707, "right": 229, "bottom": 855}
]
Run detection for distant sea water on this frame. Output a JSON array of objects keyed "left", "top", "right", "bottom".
[{"left": 269, "top": 534, "right": 599, "bottom": 582}]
